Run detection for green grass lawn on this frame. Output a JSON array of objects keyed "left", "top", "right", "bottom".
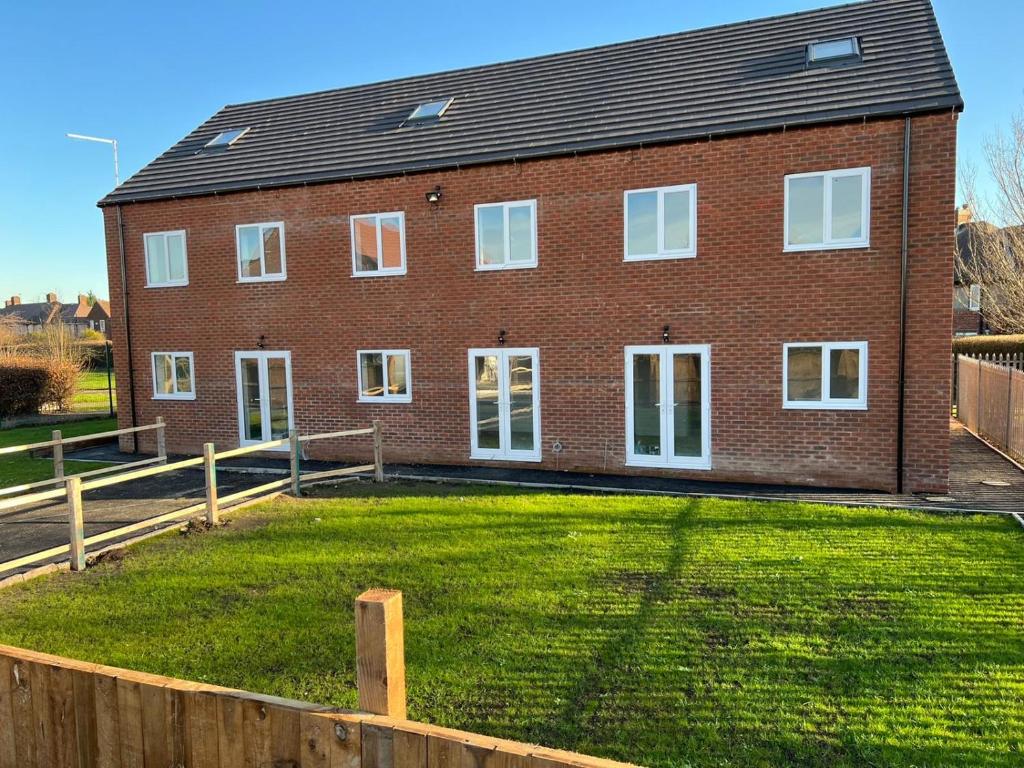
[
  {"left": 73, "top": 370, "right": 116, "bottom": 413},
  {"left": 0, "top": 417, "right": 117, "bottom": 486},
  {"left": 0, "top": 483, "right": 1021, "bottom": 767}
]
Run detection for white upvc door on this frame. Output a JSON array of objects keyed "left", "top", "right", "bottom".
[
  {"left": 625, "top": 344, "right": 711, "bottom": 470},
  {"left": 468, "top": 348, "right": 541, "bottom": 462},
  {"left": 234, "top": 351, "right": 294, "bottom": 449}
]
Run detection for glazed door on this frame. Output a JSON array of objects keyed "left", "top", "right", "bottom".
[
  {"left": 235, "top": 351, "right": 293, "bottom": 448},
  {"left": 468, "top": 348, "right": 540, "bottom": 461},
  {"left": 625, "top": 345, "right": 710, "bottom": 469}
]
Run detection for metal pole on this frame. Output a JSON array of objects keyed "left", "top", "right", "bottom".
[{"left": 290, "top": 429, "right": 301, "bottom": 496}]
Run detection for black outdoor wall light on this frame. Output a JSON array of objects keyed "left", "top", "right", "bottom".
[
  {"left": 662, "top": 325, "right": 671, "bottom": 343},
  {"left": 425, "top": 185, "right": 442, "bottom": 203},
  {"left": 498, "top": 329, "right": 507, "bottom": 346},
  {"left": 257, "top": 334, "right": 267, "bottom": 349}
]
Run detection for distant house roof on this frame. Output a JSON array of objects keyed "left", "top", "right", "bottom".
[
  {"left": 0, "top": 302, "right": 59, "bottom": 326},
  {"left": 99, "top": 0, "right": 962, "bottom": 207}
]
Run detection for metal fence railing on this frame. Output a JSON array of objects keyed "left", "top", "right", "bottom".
[{"left": 956, "top": 355, "right": 1024, "bottom": 465}]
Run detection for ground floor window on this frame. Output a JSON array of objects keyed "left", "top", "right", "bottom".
[
  {"left": 468, "top": 348, "right": 540, "bottom": 461},
  {"left": 783, "top": 341, "right": 867, "bottom": 410},
  {"left": 625, "top": 345, "right": 711, "bottom": 469},
  {"left": 358, "top": 350, "right": 411, "bottom": 402},
  {"left": 234, "top": 351, "right": 293, "bottom": 447},
  {"left": 151, "top": 352, "right": 195, "bottom": 400}
]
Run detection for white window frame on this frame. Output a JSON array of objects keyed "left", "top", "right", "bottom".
[
  {"left": 233, "top": 350, "right": 294, "bottom": 450},
  {"left": 783, "top": 341, "right": 868, "bottom": 410},
  {"left": 474, "top": 200, "right": 538, "bottom": 271},
  {"left": 783, "top": 167, "right": 871, "bottom": 252},
  {"left": 144, "top": 230, "right": 189, "bottom": 288},
  {"left": 235, "top": 222, "right": 287, "bottom": 283},
  {"left": 467, "top": 347, "right": 542, "bottom": 462},
  {"left": 969, "top": 284, "right": 982, "bottom": 312},
  {"left": 624, "top": 344, "right": 711, "bottom": 470},
  {"left": 349, "top": 212, "right": 407, "bottom": 277},
  {"left": 623, "top": 184, "right": 697, "bottom": 261},
  {"left": 151, "top": 352, "right": 196, "bottom": 400},
  {"left": 357, "top": 349, "right": 412, "bottom": 403}
]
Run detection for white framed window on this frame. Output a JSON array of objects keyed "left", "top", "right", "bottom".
[
  {"left": 970, "top": 283, "right": 982, "bottom": 311},
  {"left": 236, "top": 222, "right": 286, "bottom": 282},
  {"left": 351, "top": 213, "right": 407, "bottom": 276},
  {"left": 357, "top": 350, "right": 412, "bottom": 403},
  {"left": 784, "top": 167, "right": 870, "bottom": 251},
  {"left": 474, "top": 200, "right": 537, "bottom": 270},
  {"left": 144, "top": 230, "right": 188, "bottom": 287},
  {"left": 783, "top": 341, "right": 867, "bottom": 410},
  {"left": 151, "top": 352, "right": 195, "bottom": 400},
  {"left": 99, "top": 320, "right": 106, "bottom": 332},
  {"left": 624, "top": 184, "right": 697, "bottom": 260}
]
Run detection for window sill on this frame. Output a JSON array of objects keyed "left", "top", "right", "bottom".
[
  {"left": 624, "top": 251, "right": 696, "bottom": 262},
  {"left": 475, "top": 262, "right": 538, "bottom": 272},
  {"left": 783, "top": 402, "right": 867, "bottom": 411},
  {"left": 146, "top": 281, "right": 189, "bottom": 289},
  {"left": 358, "top": 396, "right": 412, "bottom": 404},
  {"left": 152, "top": 394, "right": 196, "bottom": 401},
  {"left": 470, "top": 451, "right": 543, "bottom": 463},
  {"left": 625, "top": 458, "right": 712, "bottom": 471},
  {"left": 352, "top": 269, "right": 407, "bottom": 278},
  {"left": 237, "top": 275, "right": 287, "bottom": 284},
  {"left": 783, "top": 241, "right": 870, "bottom": 253}
]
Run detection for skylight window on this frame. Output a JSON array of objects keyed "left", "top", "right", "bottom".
[
  {"left": 406, "top": 98, "right": 453, "bottom": 123},
  {"left": 807, "top": 37, "right": 861, "bottom": 65},
  {"left": 205, "top": 127, "right": 250, "bottom": 148}
]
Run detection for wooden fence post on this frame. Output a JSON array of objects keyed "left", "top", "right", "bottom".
[
  {"left": 156, "top": 417, "right": 167, "bottom": 464},
  {"left": 204, "top": 443, "right": 219, "bottom": 525},
  {"left": 372, "top": 420, "right": 384, "bottom": 483},
  {"left": 290, "top": 429, "right": 301, "bottom": 497},
  {"left": 67, "top": 476, "right": 85, "bottom": 571},
  {"left": 52, "top": 429, "right": 64, "bottom": 481},
  {"left": 355, "top": 589, "right": 406, "bottom": 719}
]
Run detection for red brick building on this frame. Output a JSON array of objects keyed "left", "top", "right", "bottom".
[{"left": 101, "top": 0, "right": 962, "bottom": 492}]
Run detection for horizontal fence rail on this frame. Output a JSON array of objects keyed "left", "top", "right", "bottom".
[
  {"left": 956, "top": 355, "right": 1024, "bottom": 464},
  {"left": 0, "top": 589, "right": 638, "bottom": 768},
  {"left": 0, "top": 421, "right": 384, "bottom": 577}
]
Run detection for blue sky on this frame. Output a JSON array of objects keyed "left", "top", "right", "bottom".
[{"left": 0, "top": 0, "right": 1017, "bottom": 302}]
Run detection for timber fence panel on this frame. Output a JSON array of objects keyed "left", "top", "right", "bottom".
[{"left": 956, "top": 355, "right": 1024, "bottom": 464}]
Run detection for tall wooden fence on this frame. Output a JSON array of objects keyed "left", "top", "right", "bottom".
[
  {"left": 956, "top": 354, "right": 1024, "bottom": 464},
  {"left": 0, "top": 590, "right": 636, "bottom": 768}
]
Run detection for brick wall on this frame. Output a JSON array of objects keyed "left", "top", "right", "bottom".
[{"left": 104, "top": 113, "right": 958, "bottom": 492}]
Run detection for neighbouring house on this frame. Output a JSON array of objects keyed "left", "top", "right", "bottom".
[
  {"left": 100, "top": 0, "right": 961, "bottom": 493},
  {"left": 954, "top": 215, "right": 990, "bottom": 336},
  {"left": 0, "top": 293, "right": 112, "bottom": 337}
]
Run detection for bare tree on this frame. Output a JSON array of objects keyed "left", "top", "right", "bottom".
[{"left": 956, "top": 113, "right": 1024, "bottom": 334}]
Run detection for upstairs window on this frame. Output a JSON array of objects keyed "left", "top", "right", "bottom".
[
  {"left": 236, "top": 222, "right": 286, "bottom": 282},
  {"left": 954, "top": 284, "right": 982, "bottom": 311},
  {"left": 784, "top": 168, "right": 870, "bottom": 251},
  {"left": 784, "top": 341, "right": 867, "bottom": 410},
  {"left": 351, "top": 213, "right": 406, "bottom": 276},
  {"left": 144, "top": 231, "right": 188, "bottom": 287},
  {"left": 624, "top": 184, "right": 697, "bottom": 261},
  {"left": 205, "top": 127, "right": 250, "bottom": 148},
  {"left": 475, "top": 200, "right": 537, "bottom": 270},
  {"left": 152, "top": 352, "right": 195, "bottom": 400},
  {"left": 405, "top": 98, "right": 453, "bottom": 124},
  {"left": 358, "top": 350, "right": 411, "bottom": 403},
  {"left": 807, "top": 37, "right": 861, "bottom": 66}
]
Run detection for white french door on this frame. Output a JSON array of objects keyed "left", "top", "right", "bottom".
[
  {"left": 468, "top": 348, "right": 541, "bottom": 462},
  {"left": 234, "top": 351, "right": 294, "bottom": 449},
  {"left": 625, "top": 345, "right": 711, "bottom": 469}
]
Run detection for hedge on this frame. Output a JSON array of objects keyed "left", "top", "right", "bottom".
[
  {"left": 0, "top": 357, "right": 80, "bottom": 417},
  {"left": 951, "top": 334, "right": 1024, "bottom": 356}
]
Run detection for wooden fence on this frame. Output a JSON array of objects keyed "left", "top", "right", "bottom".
[
  {"left": 0, "top": 589, "right": 635, "bottom": 768},
  {"left": 956, "top": 355, "right": 1024, "bottom": 464},
  {"left": 0, "top": 421, "right": 384, "bottom": 576}
]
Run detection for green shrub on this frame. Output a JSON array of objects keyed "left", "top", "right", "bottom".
[
  {"left": 0, "top": 356, "right": 81, "bottom": 416},
  {"left": 952, "top": 334, "right": 1024, "bottom": 356}
]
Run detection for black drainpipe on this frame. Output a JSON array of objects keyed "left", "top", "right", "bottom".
[
  {"left": 116, "top": 204, "right": 140, "bottom": 453},
  {"left": 896, "top": 117, "right": 911, "bottom": 493}
]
